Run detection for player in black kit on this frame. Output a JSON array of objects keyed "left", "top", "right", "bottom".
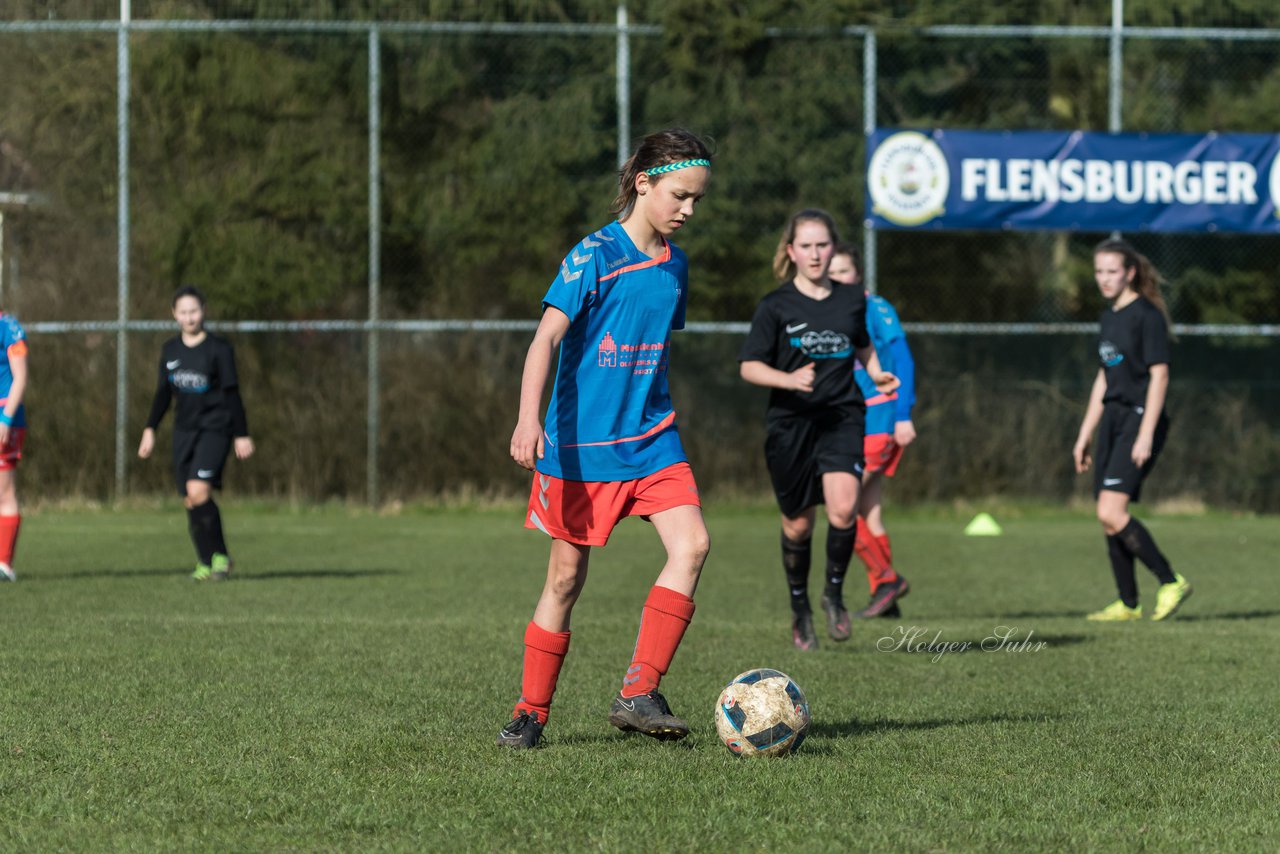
[
  {"left": 1073, "top": 239, "right": 1190, "bottom": 621},
  {"left": 739, "top": 210, "right": 900, "bottom": 650},
  {"left": 138, "top": 286, "right": 255, "bottom": 581}
]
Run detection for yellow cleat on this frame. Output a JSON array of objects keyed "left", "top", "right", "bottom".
[
  {"left": 1152, "top": 573, "right": 1192, "bottom": 621},
  {"left": 1086, "top": 600, "right": 1143, "bottom": 621}
]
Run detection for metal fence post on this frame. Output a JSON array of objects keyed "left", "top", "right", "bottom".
[
  {"left": 367, "top": 26, "right": 382, "bottom": 506},
  {"left": 115, "top": 0, "right": 131, "bottom": 499},
  {"left": 862, "top": 28, "right": 877, "bottom": 294},
  {"left": 616, "top": 3, "right": 630, "bottom": 167}
]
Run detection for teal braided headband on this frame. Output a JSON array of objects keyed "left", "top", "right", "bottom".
[{"left": 645, "top": 158, "right": 711, "bottom": 176}]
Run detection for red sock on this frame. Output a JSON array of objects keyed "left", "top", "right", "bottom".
[
  {"left": 0, "top": 514, "right": 20, "bottom": 566},
  {"left": 875, "top": 533, "right": 893, "bottom": 571},
  {"left": 855, "top": 519, "right": 894, "bottom": 592},
  {"left": 512, "top": 621, "right": 571, "bottom": 725},
  {"left": 621, "top": 585, "right": 695, "bottom": 698}
]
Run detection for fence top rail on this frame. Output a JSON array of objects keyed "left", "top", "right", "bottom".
[
  {"left": 22, "top": 319, "right": 1280, "bottom": 337},
  {"left": 0, "top": 19, "right": 659, "bottom": 35},
  {"left": 1, "top": 19, "right": 1278, "bottom": 41}
]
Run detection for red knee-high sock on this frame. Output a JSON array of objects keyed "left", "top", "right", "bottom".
[
  {"left": 513, "top": 621, "right": 571, "bottom": 725},
  {"left": 621, "top": 585, "right": 696, "bottom": 698},
  {"left": 870, "top": 532, "right": 898, "bottom": 593},
  {"left": 856, "top": 519, "right": 897, "bottom": 592},
  {"left": 0, "top": 514, "right": 20, "bottom": 566}
]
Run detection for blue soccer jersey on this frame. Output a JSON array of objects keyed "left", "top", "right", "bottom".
[
  {"left": 0, "top": 313, "right": 28, "bottom": 428},
  {"left": 855, "top": 293, "right": 915, "bottom": 437},
  {"left": 538, "top": 221, "right": 689, "bottom": 482}
]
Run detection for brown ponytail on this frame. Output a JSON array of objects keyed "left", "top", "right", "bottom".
[{"left": 1093, "top": 239, "right": 1174, "bottom": 337}]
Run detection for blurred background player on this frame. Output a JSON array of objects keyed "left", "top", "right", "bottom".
[
  {"left": 1073, "top": 239, "right": 1191, "bottom": 621},
  {"left": 138, "top": 285, "right": 255, "bottom": 582},
  {"left": 498, "top": 128, "right": 713, "bottom": 750},
  {"left": 828, "top": 243, "right": 916, "bottom": 619},
  {"left": 0, "top": 309, "right": 29, "bottom": 581},
  {"left": 739, "top": 210, "right": 898, "bottom": 651}
]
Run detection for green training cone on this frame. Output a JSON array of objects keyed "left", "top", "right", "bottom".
[{"left": 964, "top": 512, "right": 1003, "bottom": 536}]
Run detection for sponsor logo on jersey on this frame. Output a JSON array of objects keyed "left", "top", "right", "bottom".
[
  {"left": 598, "top": 331, "right": 666, "bottom": 375},
  {"left": 170, "top": 370, "right": 210, "bottom": 392},
  {"left": 166, "top": 359, "right": 181, "bottom": 369},
  {"left": 792, "top": 330, "right": 853, "bottom": 359},
  {"left": 1099, "top": 340, "right": 1124, "bottom": 367}
]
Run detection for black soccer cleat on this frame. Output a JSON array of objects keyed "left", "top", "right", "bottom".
[
  {"left": 856, "top": 576, "right": 910, "bottom": 618},
  {"left": 880, "top": 601, "right": 902, "bottom": 619},
  {"left": 608, "top": 691, "right": 689, "bottom": 741},
  {"left": 496, "top": 711, "right": 544, "bottom": 749},
  {"left": 791, "top": 609, "right": 819, "bottom": 651},
  {"left": 820, "top": 591, "right": 852, "bottom": 641}
]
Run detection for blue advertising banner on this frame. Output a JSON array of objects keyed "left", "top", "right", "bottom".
[{"left": 865, "top": 129, "right": 1280, "bottom": 233}]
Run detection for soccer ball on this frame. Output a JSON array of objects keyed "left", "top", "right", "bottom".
[{"left": 714, "top": 668, "right": 810, "bottom": 757}]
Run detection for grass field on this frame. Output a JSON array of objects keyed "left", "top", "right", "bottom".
[{"left": 3, "top": 503, "right": 1278, "bottom": 851}]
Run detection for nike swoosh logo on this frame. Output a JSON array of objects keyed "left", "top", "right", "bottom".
[
  {"left": 1103, "top": 478, "right": 1123, "bottom": 486},
  {"left": 498, "top": 730, "right": 523, "bottom": 741},
  {"left": 167, "top": 360, "right": 181, "bottom": 369},
  {"left": 617, "top": 698, "right": 636, "bottom": 712},
  {"left": 785, "top": 323, "right": 807, "bottom": 333}
]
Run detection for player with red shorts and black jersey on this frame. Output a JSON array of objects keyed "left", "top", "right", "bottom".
[
  {"left": 739, "top": 210, "right": 899, "bottom": 652},
  {"left": 0, "top": 311, "right": 30, "bottom": 581},
  {"left": 138, "top": 286, "right": 255, "bottom": 582},
  {"left": 1074, "top": 239, "right": 1191, "bottom": 621},
  {"left": 497, "top": 128, "right": 713, "bottom": 750}
]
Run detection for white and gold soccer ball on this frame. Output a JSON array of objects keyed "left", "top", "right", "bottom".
[{"left": 714, "top": 668, "right": 810, "bottom": 757}]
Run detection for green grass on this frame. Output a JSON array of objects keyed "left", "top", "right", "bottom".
[{"left": 2, "top": 504, "right": 1278, "bottom": 851}]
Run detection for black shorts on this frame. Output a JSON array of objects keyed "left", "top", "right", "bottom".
[
  {"left": 764, "top": 407, "right": 865, "bottom": 518},
  {"left": 1094, "top": 402, "right": 1169, "bottom": 502},
  {"left": 172, "top": 429, "right": 232, "bottom": 495}
]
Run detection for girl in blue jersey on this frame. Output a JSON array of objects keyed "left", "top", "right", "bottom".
[
  {"left": 498, "top": 128, "right": 712, "bottom": 750},
  {"left": 0, "top": 311, "right": 29, "bottom": 581},
  {"left": 138, "top": 286, "right": 255, "bottom": 582},
  {"left": 829, "top": 243, "right": 917, "bottom": 619},
  {"left": 739, "top": 211, "right": 899, "bottom": 651},
  {"left": 1074, "top": 239, "right": 1190, "bottom": 621}
]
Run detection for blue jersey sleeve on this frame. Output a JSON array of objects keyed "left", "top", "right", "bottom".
[
  {"left": 867, "top": 295, "right": 905, "bottom": 351},
  {"left": 543, "top": 236, "right": 606, "bottom": 322},
  {"left": 0, "top": 316, "right": 23, "bottom": 352},
  {"left": 886, "top": 336, "right": 915, "bottom": 421}
]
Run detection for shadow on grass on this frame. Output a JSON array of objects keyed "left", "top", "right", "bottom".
[
  {"left": 981, "top": 610, "right": 1093, "bottom": 619},
  {"left": 36, "top": 567, "right": 404, "bottom": 581},
  {"left": 548, "top": 730, "right": 699, "bottom": 750},
  {"left": 803, "top": 711, "right": 1067, "bottom": 751},
  {"left": 233, "top": 568, "right": 405, "bottom": 581},
  {"left": 1174, "top": 610, "right": 1280, "bottom": 622}
]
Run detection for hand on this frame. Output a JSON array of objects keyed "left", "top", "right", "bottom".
[
  {"left": 872, "top": 370, "right": 900, "bottom": 394},
  {"left": 138, "top": 428, "right": 155, "bottom": 459},
  {"left": 1130, "top": 433, "right": 1153, "bottom": 468},
  {"left": 894, "top": 420, "right": 916, "bottom": 448},
  {"left": 234, "top": 436, "right": 255, "bottom": 460},
  {"left": 510, "top": 419, "right": 545, "bottom": 471},
  {"left": 1073, "top": 436, "right": 1091, "bottom": 473},
  {"left": 787, "top": 363, "right": 816, "bottom": 393}
]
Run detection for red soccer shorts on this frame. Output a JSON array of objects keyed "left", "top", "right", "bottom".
[
  {"left": 863, "top": 432, "right": 904, "bottom": 477},
  {"left": 525, "top": 461, "right": 701, "bottom": 547},
  {"left": 0, "top": 427, "right": 26, "bottom": 470}
]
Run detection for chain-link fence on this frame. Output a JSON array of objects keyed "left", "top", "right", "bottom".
[{"left": 2, "top": 4, "right": 1278, "bottom": 508}]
